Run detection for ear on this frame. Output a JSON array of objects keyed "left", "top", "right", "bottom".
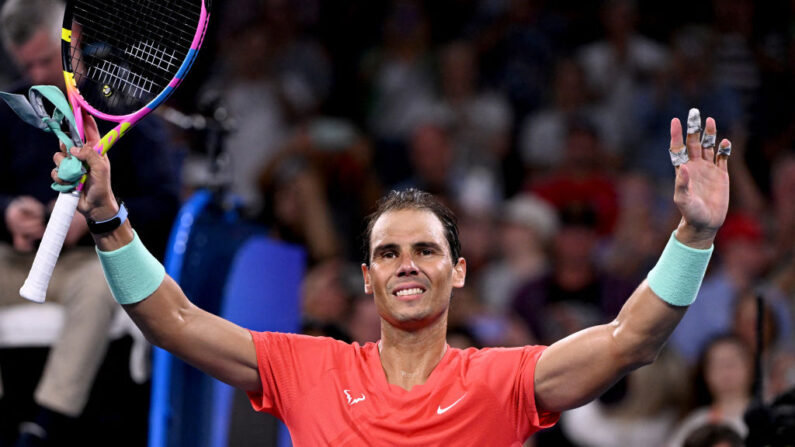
[
  {"left": 361, "top": 263, "right": 373, "bottom": 294},
  {"left": 452, "top": 257, "right": 466, "bottom": 288}
]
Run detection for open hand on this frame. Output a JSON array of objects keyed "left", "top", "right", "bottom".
[{"left": 668, "top": 110, "right": 731, "bottom": 247}]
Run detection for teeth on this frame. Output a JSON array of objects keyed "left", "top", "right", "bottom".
[{"left": 395, "top": 288, "right": 423, "bottom": 296}]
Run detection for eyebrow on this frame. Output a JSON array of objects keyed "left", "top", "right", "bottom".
[
  {"left": 372, "top": 241, "right": 444, "bottom": 256},
  {"left": 372, "top": 243, "right": 399, "bottom": 256}
]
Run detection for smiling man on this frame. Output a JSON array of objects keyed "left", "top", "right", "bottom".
[{"left": 54, "top": 108, "right": 731, "bottom": 445}]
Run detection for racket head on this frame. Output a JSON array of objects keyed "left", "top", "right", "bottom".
[{"left": 61, "top": 0, "right": 211, "bottom": 141}]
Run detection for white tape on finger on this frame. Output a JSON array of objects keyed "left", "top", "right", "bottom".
[
  {"left": 687, "top": 108, "right": 702, "bottom": 134},
  {"left": 717, "top": 142, "right": 732, "bottom": 157},
  {"left": 669, "top": 146, "right": 690, "bottom": 167},
  {"left": 701, "top": 133, "right": 716, "bottom": 149},
  {"left": 19, "top": 191, "right": 80, "bottom": 302}
]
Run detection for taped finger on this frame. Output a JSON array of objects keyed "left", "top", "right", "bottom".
[
  {"left": 669, "top": 145, "right": 689, "bottom": 167},
  {"left": 716, "top": 140, "right": 731, "bottom": 170},
  {"left": 701, "top": 117, "right": 717, "bottom": 161},
  {"left": 686, "top": 108, "right": 703, "bottom": 159},
  {"left": 687, "top": 108, "right": 702, "bottom": 134},
  {"left": 701, "top": 133, "right": 716, "bottom": 149},
  {"left": 717, "top": 141, "right": 731, "bottom": 157}
]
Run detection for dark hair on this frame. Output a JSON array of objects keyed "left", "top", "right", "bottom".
[
  {"left": 361, "top": 188, "right": 461, "bottom": 265},
  {"left": 682, "top": 423, "right": 743, "bottom": 447},
  {"left": 689, "top": 334, "right": 752, "bottom": 410},
  {"left": 0, "top": 0, "right": 64, "bottom": 48}
]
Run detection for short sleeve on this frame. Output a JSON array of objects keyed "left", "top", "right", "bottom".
[
  {"left": 246, "top": 331, "right": 349, "bottom": 419},
  {"left": 518, "top": 346, "right": 560, "bottom": 429},
  {"left": 515, "top": 345, "right": 560, "bottom": 431}
]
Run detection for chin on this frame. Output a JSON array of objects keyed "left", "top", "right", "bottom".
[{"left": 390, "top": 308, "right": 447, "bottom": 331}]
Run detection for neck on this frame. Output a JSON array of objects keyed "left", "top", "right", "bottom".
[
  {"left": 378, "top": 314, "right": 449, "bottom": 391},
  {"left": 714, "top": 394, "right": 750, "bottom": 416}
]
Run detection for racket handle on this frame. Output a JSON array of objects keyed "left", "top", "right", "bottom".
[{"left": 19, "top": 191, "right": 80, "bottom": 302}]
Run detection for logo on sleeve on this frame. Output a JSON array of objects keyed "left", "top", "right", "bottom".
[
  {"left": 437, "top": 393, "right": 467, "bottom": 414},
  {"left": 343, "top": 389, "right": 366, "bottom": 406}
]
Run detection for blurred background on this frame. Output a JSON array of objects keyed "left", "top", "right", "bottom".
[{"left": 0, "top": 0, "right": 793, "bottom": 446}]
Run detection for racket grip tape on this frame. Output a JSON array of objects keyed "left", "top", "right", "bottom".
[{"left": 19, "top": 191, "right": 80, "bottom": 302}]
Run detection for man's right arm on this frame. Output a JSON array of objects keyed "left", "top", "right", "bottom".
[
  {"left": 93, "top": 219, "right": 262, "bottom": 391},
  {"left": 54, "top": 113, "right": 261, "bottom": 392}
]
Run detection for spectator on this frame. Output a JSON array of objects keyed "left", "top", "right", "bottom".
[
  {"left": 528, "top": 117, "right": 620, "bottom": 235},
  {"left": 561, "top": 349, "right": 688, "bottom": 447},
  {"left": 519, "top": 58, "right": 622, "bottom": 171},
  {"left": 681, "top": 423, "right": 743, "bottom": 447},
  {"left": 257, "top": 147, "right": 341, "bottom": 265},
  {"left": 577, "top": 0, "right": 669, "bottom": 141},
  {"left": 512, "top": 205, "right": 634, "bottom": 345},
  {"left": 668, "top": 335, "right": 753, "bottom": 446},
  {"left": 433, "top": 40, "right": 512, "bottom": 203},
  {"left": 478, "top": 193, "right": 557, "bottom": 315}
]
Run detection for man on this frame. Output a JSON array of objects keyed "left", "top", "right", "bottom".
[
  {"left": 57, "top": 108, "right": 731, "bottom": 444},
  {"left": 0, "top": 0, "right": 179, "bottom": 444}
]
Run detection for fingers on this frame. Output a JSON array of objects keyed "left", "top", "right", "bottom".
[
  {"left": 686, "top": 108, "right": 702, "bottom": 160},
  {"left": 669, "top": 118, "right": 688, "bottom": 171},
  {"left": 716, "top": 139, "right": 731, "bottom": 171},
  {"left": 53, "top": 151, "right": 67, "bottom": 166},
  {"left": 82, "top": 110, "right": 100, "bottom": 146},
  {"left": 69, "top": 143, "right": 101, "bottom": 169},
  {"left": 701, "top": 117, "right": 716, "bottom": 162},
  {"left": 50, "top": 167, "right": 73, "bottom": 185}
]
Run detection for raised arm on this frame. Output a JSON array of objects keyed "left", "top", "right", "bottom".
[
  {"left": 533, "top": 111, "right": 731, "bottom": 412},
  {"left": 53, "top": 113, "right": 260, "bottom": 392}
]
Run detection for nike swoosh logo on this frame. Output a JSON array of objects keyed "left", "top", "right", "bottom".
[{"left": 437, "top": 393, "right": 467, "bottom": 414}]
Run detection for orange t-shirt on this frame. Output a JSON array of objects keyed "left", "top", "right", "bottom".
[{"left": 247, "top": 331, "right": 559, "bottom": 446}]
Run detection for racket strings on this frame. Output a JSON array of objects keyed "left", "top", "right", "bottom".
[{"left": 67, "top": 0, "right": 202, "bottom": 115}]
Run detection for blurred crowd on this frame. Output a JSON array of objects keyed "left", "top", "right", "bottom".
[{"left": 1, "top": 0, "right": 793, "bottom": 445}]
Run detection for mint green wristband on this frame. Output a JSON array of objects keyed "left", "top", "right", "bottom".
[
  {"left": 96, "top": 230, "right": 166, "bottom": 305},
  {"left": 647, "top": 231, "right": 713, "bottom": 307}
]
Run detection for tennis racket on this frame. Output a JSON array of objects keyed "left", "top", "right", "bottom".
[{"left": 20, "top": 0, "right": 211, "bottom": 302}]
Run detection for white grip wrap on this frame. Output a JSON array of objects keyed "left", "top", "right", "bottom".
[{"left": 19, "top": 191, "right": 80, "bottom": 302}]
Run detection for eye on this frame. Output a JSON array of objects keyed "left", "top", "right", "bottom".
[
  {"left": 419, "top": 248, "right": 434, "bottom": 256},
  {"left": 382, "top": 251, "right": 397, "bottom": 259}
]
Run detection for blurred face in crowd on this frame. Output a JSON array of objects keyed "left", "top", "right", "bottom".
[
  {"left": 733, "top": 293, "right": 778, "bottom": 352},
  {"left": 704, "top": 339, "right": 752, "bottom": 400},
  {"left": 8, "top": 28, "right": 63, "bottom": 87},
  {"left": 440, "top": 42, "right": 476, "bottom": 99},
  {"left": 362, "top": 209, "right": 465, "bottom": 332},
  {"left": 301, "top": 261, "right": 350, "bottom": 324},
  {"left": 553, "top": 59, "right": 587, "bottom": 110},
  {"left": 410, "top": 125, "right": 453, "bottom": 188}
]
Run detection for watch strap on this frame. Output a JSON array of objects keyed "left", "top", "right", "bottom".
[{"left": 87, "top": 202, "right": 128, "bottom": 234}]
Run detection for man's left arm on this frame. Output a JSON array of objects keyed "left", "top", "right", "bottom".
[{"left": 534, "top": 112, "right": 731, "bottom": 412}]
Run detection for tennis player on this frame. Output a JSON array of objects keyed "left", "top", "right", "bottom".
[{"left": 54, "top": 109, "right": 731, "bottom": 445}]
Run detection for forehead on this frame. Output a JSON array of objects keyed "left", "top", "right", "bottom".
[
  {"left": 12, "top": 29, "right": 57, "bottom": 58},
  {"left": 370, "top": 209, "right": 448, "bottom": 249}
]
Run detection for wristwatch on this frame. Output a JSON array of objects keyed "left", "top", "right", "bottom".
[{"left": 87, "top": 202, "right": 128, "bottom": 234}]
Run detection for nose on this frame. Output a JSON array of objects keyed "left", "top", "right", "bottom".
[{"left": 396, "top": 253, "right": 418, "bottom": 277}]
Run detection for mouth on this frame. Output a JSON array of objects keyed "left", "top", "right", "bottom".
[{"left": 392, "top": 285, "right": 427, "bottom": 300}]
